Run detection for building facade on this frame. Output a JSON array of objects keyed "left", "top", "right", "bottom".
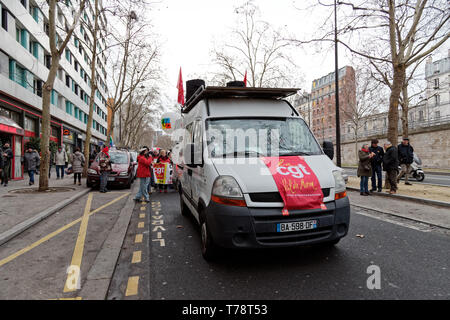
[
  {"left": 0, "top": 0, "right": 108, "bottom": 180},
  {"left": 423, "top": 52, "right": 450, "bottom": 122},
  {"left": 294, "top": 92, "right": 311, "bottom": 127},
  {"left": 310, "top": 66, "right": 356, "bottom": 142}
]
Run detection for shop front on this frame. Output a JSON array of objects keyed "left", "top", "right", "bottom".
[{"left": 0, "top": 116, "right": 24, "bottom": 180}]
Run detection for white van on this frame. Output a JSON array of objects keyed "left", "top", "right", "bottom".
[{"left": 178, "top": 83, "right": 350, "bottom": 260}]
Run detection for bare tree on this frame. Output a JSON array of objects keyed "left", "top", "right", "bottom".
[
  {"left": 156, "top": 135, "right": 174, "bottom": 151},
  {"left": 342, "top": 67, "right": 385, "bottom": 159},
  {"left": 39, "top": 0, "right": 87, "bottom": 191},
  {"left": 106, "top": 6, "right": 160, "bottom": 148},
  {"left": 210, "top": 0, "right": 302, "bottom": 87},
  {"left": 291, "top": 0, "right": 449, "bottom": 143}
]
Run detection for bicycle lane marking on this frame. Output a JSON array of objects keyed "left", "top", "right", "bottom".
[
  {"left": 63, "top": 192, "right": 93, "bottom": 292},
  {"left": 0, "top": 192, "right": 130, "bottom": 269}
]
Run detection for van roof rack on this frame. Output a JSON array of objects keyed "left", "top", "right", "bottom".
[{"left": 182, "top": 86, "right": 299, "bottom": 114}]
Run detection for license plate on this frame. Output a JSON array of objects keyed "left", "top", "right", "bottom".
[
  {"left": 277, "top": 220, "right": 317, "bottom": 232},
  {"left": 107, "top": 177, "right": 115, "bottom": 181}
]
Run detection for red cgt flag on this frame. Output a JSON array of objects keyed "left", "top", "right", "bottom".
[
  {"left": 243, "top": 70, "right": 247, "bottom": 87},
  {"left": 177, "top": 67, "right": 184, "bottom": 105}
]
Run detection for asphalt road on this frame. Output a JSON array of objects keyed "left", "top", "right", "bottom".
[
  {"left": 109, "top": 190, "right": 450, "bottom": 300},
  {"left": 343, "top": 168, "right": 450, "bottom": 187}
]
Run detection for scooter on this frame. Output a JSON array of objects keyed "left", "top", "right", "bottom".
[{"left": 398, "top": 152, "right": 425, "bottom": 182}]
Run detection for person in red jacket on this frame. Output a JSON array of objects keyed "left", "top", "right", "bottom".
[
  {"left": 156, "top": 149, "right": 172, "bottom": 193},
  {"left": 134, "top": 147, "right": 153, "bottom": 202}
]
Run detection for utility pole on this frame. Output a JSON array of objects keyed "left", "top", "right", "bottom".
[{"left": 334, "top": 0, "right": 342, "bottom": 167}]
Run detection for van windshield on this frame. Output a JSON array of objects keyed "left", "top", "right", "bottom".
[{"left": 206, "top": 117, "right": 322, "bottom": 158}]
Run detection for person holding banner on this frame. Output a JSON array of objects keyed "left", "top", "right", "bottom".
[
  {"left": 134, "top": 148, "right": 153, "bottom": 203},
  {"left": 156, "top": 149, "right": 172, "bottom": 193}
]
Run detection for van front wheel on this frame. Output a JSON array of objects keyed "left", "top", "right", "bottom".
[{"left": 201, "top": 219, "right": 217, "bottom": 261}]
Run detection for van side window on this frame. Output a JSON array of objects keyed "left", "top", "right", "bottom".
[
  {"left": 193, "top": 120, "right": 203, "bottom": 164},
  {"left": 185, "top": 123, "right": 193, "bottom": 144}
]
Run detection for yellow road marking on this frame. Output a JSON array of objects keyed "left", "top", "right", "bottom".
[
  {"left": 134, "top": 234, "right": 143, "bottom": 243},
  {"left": 125, "top": 276, "right": 139, "bottom": 296},
  {"left": 138, "top": 222, "right": 145, "bottom": 228},
  {"left": 0, "top": 193, "right": 130, "bottom": 269},
  {"left": 64, "top": 193, "right": 93, "bottom": 292},
  {"left": 139, "top": 213, "right": 145, "bottom": 218},
  {"left": 131, "top": 251, "right": 142, "bottom": 263},
  {"left": 140, "top": 207, "right": 146, "bottom": 211}
]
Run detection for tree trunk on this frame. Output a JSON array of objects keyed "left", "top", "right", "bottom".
[
  {"left": 39, "top": 56, "right": 60, "bottom": 191},
  {"left": 107, "top": 110, "right": 115, "bottom": 147},
  {"left": 401, "top": 85, "right": 409, "bottom": 138},
  {"left": 387, "top": 64, "right": 406, "bottom": 144},
  {"left": 83, "top": 0, "right": 99, "bottom": 178}
]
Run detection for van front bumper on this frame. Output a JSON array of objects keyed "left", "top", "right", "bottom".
[{"left": 205, "top": 197, "right": 350, "bottom": 249}]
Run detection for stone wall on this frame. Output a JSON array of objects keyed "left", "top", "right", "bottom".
[{"left": 338, "top": 123, "right": 450, "bottom": 169}]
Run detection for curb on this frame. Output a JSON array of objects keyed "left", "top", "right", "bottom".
[
  {"left": 0, "top": 188, "right": 91, "bottom": 246},
  {"left": 79, "top": 183, "right": 138, "bottom": 300},
  {"left": 346, "top": 187, "right": 450, "bottom": 208},
  {"left": 351, "top": 203, "right": 450, "bottom": 231},
  {"left": 342, "top": 167, "right": 450, "bottom": 176}
]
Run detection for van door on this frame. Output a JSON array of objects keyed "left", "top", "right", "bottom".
[
  {"left": 181, "top": 122, "right": 194, "bottom": 202},
  {"left": 191, "top": 119, "right": 204, "bottom": 208}
]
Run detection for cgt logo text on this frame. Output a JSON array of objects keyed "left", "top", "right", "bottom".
[{"left": 276, "top": 164, "right": 311, "bottom": 179}]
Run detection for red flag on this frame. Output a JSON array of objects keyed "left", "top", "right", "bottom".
[
  {"left": 243, "top": 70, "right": 247, "bottom": 87},
  {"left": 177, "top": 67, "right": 184, "bottom": 105}
]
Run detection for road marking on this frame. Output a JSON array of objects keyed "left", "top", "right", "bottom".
[
  {"left": 152, "top": 226, "right": 166, "bottom": 232},
  {"left": 156, "top": 232, "right": 162, "bottom": 239},
  {"left": 0, "top": 192, "right": 130, "bottom": 269},
  {"left": 353, "top": 211, "right": 429, "bottom": 231},
  {"left": 125, "top": 276, "right": 139, "bottom": 296},
  {"left": 140, "top": 207, "right": 146, "bottom": 211},
  {"left": 152, "top": 239, "right": 165, "bottom": 246},
  {"left": 48, "top": 297, "right": 82, "bottom": 300},
  {"left": 134, "top": 234, "right": 143, "bottom": 243},
  {"left": 139, "top": 213, "right": 145, "bottom": 218},
  {"left": 138, "top": 222, "right": 145, "bottom": 228},
  {"left": 64, "top": 193, "right": 93, "bottom": 292},
  {"left": 131, "top": 251, "right": 142, "bottom": 263}
]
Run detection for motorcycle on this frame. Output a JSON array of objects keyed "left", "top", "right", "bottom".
[{"left": 398, "top": 152, "right": 425, "bottom": 182}]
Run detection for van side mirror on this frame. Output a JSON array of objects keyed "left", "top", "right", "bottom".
[{"left": 323, "top": 141, "right": 334, "bottom": 160}]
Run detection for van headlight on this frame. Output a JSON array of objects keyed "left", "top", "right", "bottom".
[
  {"left": 333, "top": 170, "right": 346, "bottom": 194},
  {"left": 211, "top": 176, "right": 246, "bottom": 207}
]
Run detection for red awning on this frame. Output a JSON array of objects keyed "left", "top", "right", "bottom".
[{"left": 0, "top": 116, "right": 24, "bottom": 136}]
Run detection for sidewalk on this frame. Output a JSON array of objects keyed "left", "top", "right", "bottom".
[
  {"left": 346, "top": 176, "right": 450, "bottom": 204},
  {"left": 343, "top": 165, "right": 450, "bottom": 176},
  {"left": 0, "top": 175, "right": 90, "bottom": 238},
  {"left": 348, "top": 190, "right": 450, "bottom": 229}
]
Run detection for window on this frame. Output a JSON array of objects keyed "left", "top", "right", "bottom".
[
  {"left": 21, "top": 0, "right": 27, "bottom": 8},
  {"left": 434, "top": 78, "right": 439, "bottom": 89},
  {"left": 2, "top": 8, "right": 8, "bottom": 31},
  {"left": 25, "top": 116, "right": 36, "bottom": 132},
  {"left": 435, "top": 94, "right": 440, "bottom": 106},
  {"left": 419, "top": 110, "right": 424, "bottom": 121},
  {"left": 33, "top": 78, "right": 42, "bottom": 97},
  {"left": 435, "top": 111, "right": 440, "bottom": 119}
]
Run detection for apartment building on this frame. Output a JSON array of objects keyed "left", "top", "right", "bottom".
[
  {"left": 0, "top": 0, "right": 108, "bottom": 180},
  {"left": 310, "top": 66, "right": 356, "bottom": 142}
]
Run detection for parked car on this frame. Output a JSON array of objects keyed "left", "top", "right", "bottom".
[
  {"left": 177, "top": 81, "right": 350, "bottom": 260},
  {"left": 87, "top": 148, "right": 134, "bottom": 189},
  {"left": 129, "top": 150, "right": 138, "bottom": 181}
]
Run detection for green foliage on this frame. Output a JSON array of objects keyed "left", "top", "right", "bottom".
[{"left": 25, "top": 137, "right": 58, "bottom": 154}]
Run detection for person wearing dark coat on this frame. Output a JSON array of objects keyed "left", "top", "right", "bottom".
[
  {"left": 23, "top": 147, "right": 40, "bottom": 186},
  {"left": 357, "top": 143, "right": 374, "bottom": 196},
  {"left": 1, "top": 142, "right": 13, "bottom": 186},
  {"left": 383, "top": 141, "right": 399, "bottom": 194},
  {"left": 369, "top": 139, "right": 384, "bottom": 192},
  {"left": 397, "top": 137, "right": 414, "bottom": 185}
]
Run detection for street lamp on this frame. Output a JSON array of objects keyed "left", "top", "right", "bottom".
[{"left": 334, "top": 0, "right": 342, "bottom": 167}]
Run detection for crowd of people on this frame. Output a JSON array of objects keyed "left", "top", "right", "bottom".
[
  {"left": 357, "top": 137, "right": 414, "bottom": 195},
  {"left": 134, "top": 147, "right": 173, "bottom": 203}
]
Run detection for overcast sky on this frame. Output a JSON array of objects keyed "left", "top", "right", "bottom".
[
  {"left": 149, "top": 0, "right": 352, "bottom": 107},
  {"left": 145, "top": 0, "right": 448, "bottom": 111}
]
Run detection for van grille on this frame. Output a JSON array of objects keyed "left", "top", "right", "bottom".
[{"left": 249, "top": 188, "right": 330, "bottom": 202}]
